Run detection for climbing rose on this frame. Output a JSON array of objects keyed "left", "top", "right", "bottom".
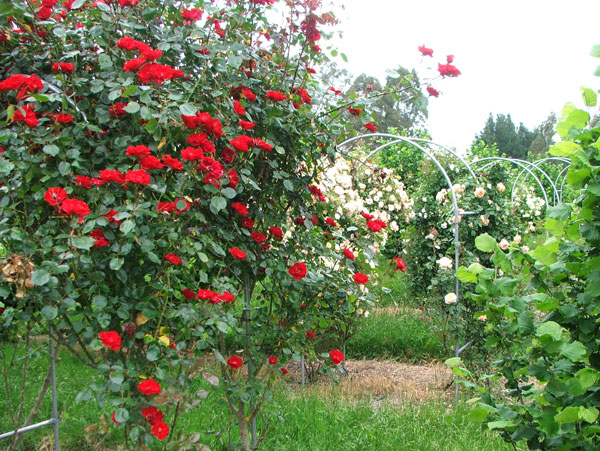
[
  {"left": 242, "top": 88, "right": 256, "bottom": 102},
  {"left": 418, "top": 45, "right": 433, "bottom": 56},
  {"left": 241, "top": 217, "right": 254, "bottom": 229},
  {"left": 280, "top": 367, "right": 288, "bottom": 375},
  {"left": 220, "top": 291, "right": 235, "bottom": 303},
  {"left": 364, "top": 122, "right": 376, "bottom": 132},
  {"left": 13, "top": 105, "right": 39, "bottom": 128},
  {"left": 361, "top": 212, "right": 374, "bottom": 220},
  {"left": 150, "top": 421, "right": 169, "bottom": 440},
  {"left": 227, "top": 356, "right": 243, "bottom": 369},
  {"left": 229, "top": 247, "right": 247, "bottom": 260},
  {"left": 444, "top": 292, "right": 457, "bottom": 305},
  {"left": 125, "top": 169, "right": 151, "bottom": 185},
  {"left": 343, "top": 248, "right": 355, "bottom": 261},
  {"left": 60, "top": 198, "right": 90, "bottom": 216},
  {"left": 438, "top": 63, "right": 461, "bottom": 77},
  {"left": 325, "top": 217, "right": 337, "bottom": 227},
  {"left": 44, "top": 187, "right": 67, "bottom": 206},
  {"left": 231, "top": 202, "right": 248, "bottom": 215},
  {"left": 447, "top": 54, "right": 454, "bottom": 63},
  {"left": 233, "top": 100, "right": 246, "bottom": 115},
  {"left": 426, "top": 86, "right": 439, "bottom": 97},
  {"left": 288, "top": 262, "right": 307, "bottom": 280},
  {"left": 162, "top": 154, "right": 183, "bottom": 170},
  {"left": 141, "top": 406, "right": 163, "bottom": 424},
  {"left": 305, "top": 330, "right": 316, "bottom": 339},
  {"left": 126, "top": 145, "right": 151, "bottom": 157},
  {"left": 90, "top": 229, "right": 110, "bottom": 248},
  {"left": 52, "top": 62, "right": 75, "bottom": 73},
  {"left": 348, "top": 107, "right": 361, "bottom": 116},
  {"left": 109, "top": 102, "right": 127, "bottom": 118},
  {"left": 268, "top": 356, "right": 278, "bottom": 364},
  {"left": 250, "top": 231, "right": 266, "bottom": 244},
  {"left": 367, "top": 219, "right": 387, "bottom": 232},
  {"left": 123, "top": 57, "right": 146, "bottom": 72},
  {"left": 239, "top": 120, "right": 256, "bottom": 130},
  {"left": 266, "top": 90, "right": 286, "bottom": 101},
  {"left": 329, "top": 349, "right": 344, "bottom": 365},
  {"left": 390, "top": 257, "right": 406, "bottom": 272},
  {"left": 182, "top": 8, "right": 202, "bottom": 21},
  {"left": 353, "top": 273, "right": 369, "bottom": 284},
  {"left": 164, "top": 253, "right": 182, "bottom": 265},
  {"left": 268, "top": 226, "right": 283, "bottom": 240},
  {"left": 181, "top": 288, "right": 196, "bottom": 300},
  {"left": 98, "top": 331, "right": 121, "bottom": 351},
  {"left": 138, "top": 379, "right": 161, "bottom": 395}
]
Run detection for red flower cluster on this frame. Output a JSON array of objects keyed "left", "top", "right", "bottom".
[
  {"left": 292, "top": 87, "right": 312, "bottom": 106},
  {"left": 343, "top": 248, "right": 355, "bottom": 261},
  {"left": 426, "top": 86, "right": 439, "bottom": 98},
  {"left": 239, "top": 120, "right": 255, "bottom": 130},
  {"left": 231, "top": 202, "right": 249, "bottom": 215},
  {"left": 141, "top": 406, "right": 169, "bottom": 440},
  {"left": 250, "top": 231, "right": 266, "bottom": 244},
  {"left": 391, "top": 257, "right": 407, "bottom": 272},
  {"left": 50, "top": 112, "right": 74, "bottom": 123},
  {"left": 13, "top": 105, "right": 39, "bottom": 128},
  {"left": 307, "top": 185, "right": 326, "bottom": 202},
  {"left": 52, "top": 62, "right": 75, "bottom": 73},
  {"left": 418, "top": 45, "right": 433, "bottom": 57},
  {"left": 138, "top": 63, "right": 184, "bottom": 84},
  {"left": 289, "top": 262, "right": 307, "bottom": 280},
  {"left": 325, "top": 217, "right": 337, "bottom": 227},
  {"left": 348, "top": 107, "right": 361, "bottom": 117},
  {"left": 438, "top": 63, "right": 461, "bottom": 77},
  {"left": 305, "top": 330, "right": 316, "bottom": 339},
  {"left": 157, "top": 198, "right": 190, "bottom": 215},
  {"left": 268, "top": 226, "right": 283, "bottom": 240},
  {"left": 75, "top": 175, "right": 104, "bottom": 188},
  {"left": 44, "top": 187, "right": 90, "bottom": 220},
  {"left": 229, "top": 247, "right": 247, "bottom": 260},
  {"left": 109, "top": 102, "right": 128, "bottom": 119},
  {"left": 0, "top": 75, "right": 43, "bottom": 99},
  {"left": 99, "top": 331, "right": 121, "bottom": 351},
  {"left": 117, "top": 36, "right": 183, "bottom": 84},
  {"left": 181, "top": 111, "right": 223, "bottom": 138},
  {"left": 125, "top": 169, "right": 151, "bottom": 185},
  {"left": 182, "top": 8, "right": 202, "bottom": 22},
  {"left": 164, "top": 253, "right": 183, "bottom": 265},
  {"left": 195, "top": 289, "right": 235, "bottom": 304},
  {"left": 266, "top": 90, "right": 286, "bottom": 102},
  {"left": 364, "top": 122, "right": 377, "bottom": 132},
  {"left": 367, "top": 219, "right": 387, "bottom": 232},
  {"left": 90, "top": 229, "right": 110, "bottom": 248}
]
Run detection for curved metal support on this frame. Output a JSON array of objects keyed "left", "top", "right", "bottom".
[
  {"left": 557, "top": 165, "right": 570, "bottom": 201},
  {"left": 338, "top": 133, "right": 478, "bottom": 181},
  {"left": 511, "top": 157, "right": 570, "bottom": 205},
  {"left": 471, "top": 157, "right": 551, "bottom": 209}
]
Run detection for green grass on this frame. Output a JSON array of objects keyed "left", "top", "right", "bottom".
[
  {"left": 346, "top": 309, "right": 445, "bottom": 362},
  {"left": 0, "top": 341, "right": 518, "bottom": 451}
]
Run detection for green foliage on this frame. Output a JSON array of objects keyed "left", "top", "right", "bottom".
[{"left": 463, "top": 84, "right": 600, "bottom": 449}]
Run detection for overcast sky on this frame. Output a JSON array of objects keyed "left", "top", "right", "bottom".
[{"left": 327, "top": 0, "right": 600, "bottom": 151}]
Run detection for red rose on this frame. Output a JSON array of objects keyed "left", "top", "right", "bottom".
[
  {"left": 13, "top": 105, "right": 39, "bottom": 128},
  {"left": 181, "top": 288, "right": 196, "bottom": 300},
  {"left": 44, "top": 187, "right": 67, "bottom": 206},
  {"left": 325, "top": 217, "right": 337, "bottom": 227},
  {"left": 139, "top": 155, "right": 164, "bottom": 170},
  {"left": 126, "top": 145, "right": 151, "bottom": 157},
  {"left": 138, "top": 379, "right": 161, "bottom": 395},
  {"left": 305, "top": 330, "right": 316, "bottom": 339},
  {"left": 241, "top": 217, "right": 254, "bottom": 229},
  {"left": 157, "top": 202, "right": 175, "bottom": 214},
  {"left": 343, "top": 248, "right": 355, "bottom": 261},
  {"left": 141, "top": 406, "right": 163, "bottom": 424},
  {"left": 109, "top": 102, "right": 128, "bottom": 119},
  {"left": 418, "top": 45, "right": 433, "bottom": 57},
  {"left": 150, "top": 420, "right": 169, "bottom": 440},
  {"left": 162, "top": 154, "right": 183, "bottom": 171},
  {"left": 229, "top": 247, "right": 247, "bottom": 260},
  {"left": 367, "top": 219, "right": 387, "bottom": 232},
  {"left": 51, "top": 62, "right": 75, "bottom": 73},
  {"left": 227, "top": 169, "right": 239, "bottom": 188},
  {"left": 233, "top": 100, "right": 246, "bottom": 115},
  {"left": 268, "top": 356, "right": 278, "bottom": 364},
  {"left": 447, "top": 54, "right": 454, "bottom": 63},
  {"left": 75, "top": 176, "right": 92, "bottom": 189},
  {"left": 197, "top": 289, "right": 220, "bottom": 304},
  {"left": 51, "top": 112, "right": 74, "bottom": 123},
  {"left": 182, "top": 8, "right": 202, "bottom": 21},
  {"left": 438, "top": 63, "right": 461, "bottom": 77},
  {"left": 353, "top": 273, "right": 369, "bottom": 284},
  {"left": 250, "top": 231, "right": 266, "bottom": 244},
  {"left": 227, "top": 355, "right": 243, "bottom": 369},
  {"left": 100, "top": 169, "right": 125, "bottom": 184},
  {"left": 181, "top": 146, "right": 204, "bottom": 161},
  {"left": 123, "top": 57, "right": 146, "bottom": 72},
  {"left": 288, "top": 262, "right": 307, "bottom": 280},
  {"left": 220, "top": 291, "right": 235, "bottom": 303},
  {"left": 361, "top": 212, "right": 374, "bottom": 220},
  {"left": 164, "top": 253, "right": 182, "bottom": 265},
  {"left": 329, "top": 349, "right": 344, "bottom": 365},
  {"left": 426, "top": 86, "right": 439, "bottom": 98},
  {"left": 239, "top": 120, "right": 256, "bottom": 130},
  {"left": 364, "top": 122, "right": 377, "bottom": 132},
  {"left": 60, "top": 198, "right": 90, "bottom": 217},
  {"left": 280, "top": 367, "right": 288, "bottom": 375},
  {"left": 268, "top": 226, "right": 283, "bottom": 240},
  {"left": 125, "top": 169, "right": 151, "bottom": 185},
  {"left": 231, "top": 202, "right": 248, "bottom": 215},
  {"left": 255, "top": 139, "right": 273, "bottom": 152},
  {"left": 348, "top": 107, "right": 361, "bottom": 116},
  {"left": 90, "top": 229, "right": 110, "bottom": 248},
  {"left": 99, "top": 331, "right": 121, "bottom": 351},
  {"left": 266, "top": 90, "right": 286, "bottom": 102},
  {"left": 391, "top": 257, "right": 407, "bottom": 272},
  {"left": 141, "top": 48, "right": 163, "bottom": 61}
]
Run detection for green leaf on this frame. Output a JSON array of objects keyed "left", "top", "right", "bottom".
[
  {"left": 41, "top": 305, "right": 57, "bottom": 320},
  {"left": 98, "top": 54, "right": 113, "bottom": 70},
  {"left": 92, "top": 295, "right": 107, "bottom": 309},
  {"left": 122, "top": 85, "right": 137, "bottom": 97},
  {"left": 532, "top": 237, "right": 560, "bottom": 266},
  {"left": 75, "top": 389, "right": 92, "bottom": 403},
  {"left": 475, "top": 233, "right": 496, "bottom": 252},
  {"left": 467, "top": 407, "right": 490, "bottom": 422},
  {"left": 555, "top": 406, "right": 580, "bottom": 424},
  {"left": 227, "top": 55, "right": 243, "bottom": 69},
  {"left": 444, "top": 357, "right": 462, "bottom": 368},
  {"left": 221, "top": 187, "right": 237, "bottom": 199},
  {"left": 43, "top": 144, "right": 60, "bottom": 156},
  {"left": 587, "top": 183, "right": 600, "bottom": 196},
  {"left": 487, "top": 420, "right": 515, "bottom": 430},
  {"left": 210, "top": 196, "right": 227, "bottom": 213},
  {"left": 575, "top": 368, "right": 599, "bottom": 390},
  {"left": 179, "top": 103, "right": 196, "bottom": 116},
  {"left": 71, "top": 236, "right": 96, "bottom": 250},
  {"left": 341, "top": 53, "right": 348, "bottom": 63},
  {"left": 580, "top": 407, "right": 599, "bottom": 424},
  {"left": 561, "top": 341, "right": 587, "bottom": 362},
  {"left": 536, "top": 321, "right": 563, "bottom": 341},
  {"left": 216, "top": 321, "right": 229, "bottom": 333},
  {"left": 547, "top": 204, "right": 571, "bottom": 220},
  {"left": 120, "top": 219, "right": 136, "bottom": 235},
  {"left": 283, "top": 179, "right": 294, "bottom": 191},
  {"left": 457, "top": 267, "right": 478, "bottom": 283},
  {"left": 31, "top": 269, "right": 50, "bottom": 286},
  {"left": 114, "top": 408, "right": 129, "bottom": 423},
  {"left": 146, "top": 345, "right": 160, "bottom": 361},
  {"left": 545, "top": 218, "right": 564, "bottom": 237},
  {"left": 549, "top": 141, "right": 581, "bottom": 157},
  {"left": 71, "top": 0, "right": 85, "bottom": 9},
  {"left": 110, "top": 371, "right": 124, "bottom": 385},
  {"left": 591, "top": 44, "right": 600, "bottom": 58},
  {"left": 581, "top": 87, "right": 597, "bottom": 107},
  {"left": 124, "top": 102, "right": 140, "bottom": 114},
  {"left": 110, "top": 258, "right": 124, "bottom": 271}
]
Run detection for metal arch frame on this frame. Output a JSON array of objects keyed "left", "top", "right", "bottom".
[
  {"left": 336, "top": 134, "right": 469, "bottom": 403},
  {"left": 558, "top": 165, "right": 571, "bottom": 200},
  {"left": 511, "top": 157, "right": 571, "bottom": 205},
  {"left": 337, "top": 133, "right": 479, "bottom": 182},
  {"left": 471, "top": 157, "right": 552, "bottom": 208}
]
